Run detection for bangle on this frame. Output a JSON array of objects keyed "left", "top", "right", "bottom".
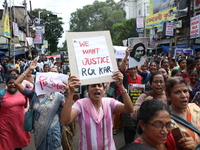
[
  {"left": 22, "top": 73, "right": 27, "bottom": 77},
  {"left": 121, "top": 88, "right": 128, "bottom": 94}
]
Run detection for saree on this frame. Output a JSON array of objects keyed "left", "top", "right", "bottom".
[
  {"left": 33, "top": 92, "right": 63, "bottom": 150},
  {"left": 22, "top": 89, "right": 64, "bottom": 150}
]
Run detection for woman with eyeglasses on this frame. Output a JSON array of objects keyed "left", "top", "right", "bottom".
[
  {"left": 131, "top": 72, "right": 167, "bottom": 120},
  {"left": 138, "top": 60, "right": 159, "bottom": 91},
  {"left": 133, "top": 100, "right": 177, "bottom": 149},
  {"left": 166, "top": 77, "right": 199, "bottom": 149}
]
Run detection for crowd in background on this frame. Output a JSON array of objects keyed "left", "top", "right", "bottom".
[{"left": 0, "top": 49, "right": 200, "bottom": 150}]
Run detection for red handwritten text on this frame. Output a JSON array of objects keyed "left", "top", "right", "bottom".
[
  {"left": 82, "top": 56, "right": 110, "bottom": 65},
  {"left": 79, "top": 41, "right": 89, "bottom": 47},
  {"left": 39, "top": 76, "right": 65, "bottom": 91},
  {"left": 82, "top": 48, "right": 100, "bottom": 54}
]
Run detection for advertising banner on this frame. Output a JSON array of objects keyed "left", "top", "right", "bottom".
[
  {"left": 35, "top": 24, "right": 45, "bottom": 34},
  {"left": 165, "top": 22, "right": 174, "bottom": 36},
  {"left": 175, "top": 48, "right": 194, "bottom": 56},
  {"left": 194, "top": 0, "right": 200, "bottom": 16},
  {"left": 43, "top": 40, "right": 48, "bottom": 48},
  {"left": 136, "top": 17, "right": 144, "bottom": 28},
  {"left": 190, "top": 15, "right": 200, "bottom": 39},
  {"left": 34, "top": 31, "right": 43, "bottom": 44},
  {"left": 150, "top": 0, "right": 175, "bottom": 15},
  {"left": 146, "top": 7, "right": 176, "bottom": 29},
  {"left": 2, "top": 8, "right": 11, "bottom": 38},
  {"left": 12, "top": 22, "right": 19, "bottom": 37}
]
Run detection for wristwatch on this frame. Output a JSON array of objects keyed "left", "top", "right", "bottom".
[{"left": 121, "top": 88, "right": 128, "bottom": 94}]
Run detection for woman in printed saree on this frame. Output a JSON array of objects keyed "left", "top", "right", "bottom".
[{"left": 14, "top": 59, "right": 65, "bottom": 150}]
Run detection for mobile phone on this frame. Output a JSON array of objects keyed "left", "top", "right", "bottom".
[{"left": 172, "top": 127, "right": 184, "bottom": 143}]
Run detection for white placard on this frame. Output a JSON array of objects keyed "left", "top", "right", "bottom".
[
  {"left": 35, "top": 72, "right": 69, "bottom": 95},
  {"left": 73, "top": 36, "right": 113, "bottom": 80},
  {"left": 113, "top": 46, "right": 127, "bottom": 59},
  {"left": 66, "top": 31, "right": 118, "bottom": 85}
]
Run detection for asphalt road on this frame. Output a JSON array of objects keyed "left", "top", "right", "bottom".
[{"left": 0, "top": 83, "right": 125, "bottom": 150}]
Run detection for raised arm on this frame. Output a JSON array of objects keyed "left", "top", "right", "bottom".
[
  {"left": 112, "top": 71, "right": 133, "bottom": 113},
  {"left": 119, "top": 46, "right": 131, "bottom": 71},
  {"left": 61, "top": 76, "right": 81, "bottom": 126},
  {"left": 137, "top": 65, "right": 143, "bottom": 74},
  {"left": 14, "top": 58, "right": 37, "bottom": 93}
]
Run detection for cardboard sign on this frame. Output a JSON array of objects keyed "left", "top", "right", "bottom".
[
  {"left": 66, "top": 31, "right": 118, "bottom": 85},
  {"left": 175, "top": 48, "right": 194, "bottom": 55},
  {"left": 128, "top": 37, "right": 148, "bottom": 68},
  {"left": 35, "top": 72, "right": 69, "bottom": 95},
  {"left": 128, "top": 84, "right": 145, "bottom": 105},
  {"left": 113, "top": 46, "right": 127, "bottom": 59}
]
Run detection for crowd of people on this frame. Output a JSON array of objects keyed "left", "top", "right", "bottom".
[{"left": 0, "top": 48, "right": 200, "bottom": 150}]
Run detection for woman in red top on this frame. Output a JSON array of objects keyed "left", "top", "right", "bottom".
[
  {"left": 134, "top": 100, "right": 194, "bottom": 150},
  {"left": 0, "top": 75, "right": 30, "bottom": 150},
  {"left": 127, "top": 66, "right": 142, "bottom": 84}
]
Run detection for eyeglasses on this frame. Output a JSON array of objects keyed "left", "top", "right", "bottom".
[
  {"left": 147, "top": 122, "right": 175, "bottom": 131},
  {"left": 152, "top": 80, "right": 164, "bottom": 84}
]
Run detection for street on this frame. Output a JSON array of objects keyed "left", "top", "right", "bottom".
[
  {"left": 0, "top": 83, "right": 125, "bottom": 150},
  {"left": 22, "top": 124, "right": 125, "bottom": 150}
]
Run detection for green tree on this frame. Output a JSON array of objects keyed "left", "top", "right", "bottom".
[
  {"left": 111, "top": 18, "right": 137, "bottom": 45},
  {"left": 69, "top": 0, "right": 125, "bottom": 32},
  {"left": 32, "top": 9, "right": 64, "bottom": 53},
  {"left": 58, "top": 40, "right": 67, "bottom": 51}
]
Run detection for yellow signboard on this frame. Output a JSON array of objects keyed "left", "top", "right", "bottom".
[
  {"left": 3, "top": 9, "right": 11, "bottom": 38},
  {"left": 145, "top": 7, "right": 176, "bottom": 29}
]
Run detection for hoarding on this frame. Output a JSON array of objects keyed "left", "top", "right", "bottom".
[
  {"left": 190, "top": 15, "right": 200, "bottom": 39},
  {"left": 146, "top": 7, "right": 176, "bottom": 29},
  {"left": 165, "top": 22, "right": 174, "bottom": 36},
  {"left": 136, "top": 17, "right": 144, "bottom": 28}
]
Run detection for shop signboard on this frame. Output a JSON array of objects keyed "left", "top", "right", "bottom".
[{"left": 190, "top": 15, "right": 200, "bottom": 39}]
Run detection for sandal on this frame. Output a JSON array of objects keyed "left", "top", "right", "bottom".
[{"left": 113, "top": 129, "right": 117, "bottom": 135}]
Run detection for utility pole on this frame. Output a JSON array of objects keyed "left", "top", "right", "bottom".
[
  {"left": 24, "top": 0, "right": 31, "bottom": 57},
  {"left": 144, "top": 2, "right": 146, "bottom": 37}
]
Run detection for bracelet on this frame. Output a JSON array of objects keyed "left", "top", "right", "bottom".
[
  {"left": 121, "top": 88, "right": 128, "bottom": 94},
  {"left": 22, "top": 73, "right": 27, "bottom": 77}
]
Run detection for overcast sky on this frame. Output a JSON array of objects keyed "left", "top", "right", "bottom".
[{"left": 0, "top": 0, "right": 119, "bottom": 47}]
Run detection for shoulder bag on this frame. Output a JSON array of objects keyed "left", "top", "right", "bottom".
[
  {"left": 171, "top": 113, "right": 200, "bottom": 150},
  {"left": 23, "top": 93, "right": 37, "bottom": 131}
]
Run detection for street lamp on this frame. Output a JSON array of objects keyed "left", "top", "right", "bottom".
[{"left": 38, "top": 11, "right": 42, "bottom": 24}]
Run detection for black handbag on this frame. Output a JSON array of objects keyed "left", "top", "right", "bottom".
[{"left": 23, "top": 93, "right": 36, "bottom": 131}]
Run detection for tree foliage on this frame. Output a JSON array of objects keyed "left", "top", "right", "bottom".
[
  {"left": 111, "top": 18, "right": 137, "bottom": 46},
  {"left": 69, "top": 0, "right": 125, "bottom": 32},
  {"left": 32, "top": 9, "right": 64, "bottom": 53},
  {"left": 58, "top": 40, "right": 67, "bottom": 52}
]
